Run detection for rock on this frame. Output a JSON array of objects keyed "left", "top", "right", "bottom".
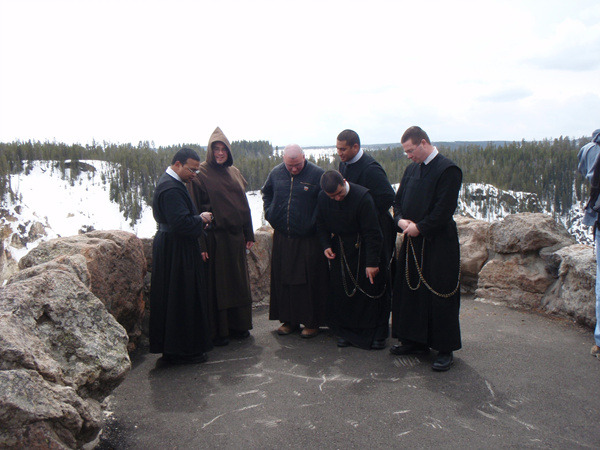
[
  {"left": 475, "top": 253, "right": 555, "bottom": 309},
  {"left": 542, "top": 244, "right": 596, "bottom": 327},
  {"left": 456, "top": 216, "right": 490, "bottom": 293},
  {"left": 10, "top": 233, "right": 24, "bottom": 249},
  {"left": 28, "top": 221, "right": 47, "bottom": 241},
  {"left": 0, "top": 261, "right": 130, "bottom": 448},
  {"left": 140, "top": 237, "right": 153, "bottom": 273},
  {"left": 247, "top": 226, "right": 273, "bottom": 304},
  {"left": 488, "top": 213, "right": 576, "bottom": 254},
  {"left": 18, "top": 230, "right": 146, "bottom": 351}
]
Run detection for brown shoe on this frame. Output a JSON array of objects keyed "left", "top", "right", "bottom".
[
  {"left": 277, "top": 323, "right": 299, "bottom": 335},
  {"left": 300, "top": 328, "right": 319, "bottom": 339},
  {"left": 591, "top": 344, "right": 600, "bottom": 359}
]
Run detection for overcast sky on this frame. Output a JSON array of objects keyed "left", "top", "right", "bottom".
[{"left": 1, "top": 0, "right": 599, "bottom": 148}]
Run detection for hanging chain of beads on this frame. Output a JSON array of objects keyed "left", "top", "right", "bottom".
[
  {"left": 338, "top": 234, "right": 387, "bottom": 300},
  {"left": 404, "top": 235, "right": 460, "bottom": 298}
]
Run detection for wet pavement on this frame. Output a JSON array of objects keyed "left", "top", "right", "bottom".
[{"left": 99, "top": 297, "right": 600, "bottom": 449}]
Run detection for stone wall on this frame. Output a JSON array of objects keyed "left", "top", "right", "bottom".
[{"left": 456, "top": 213, "right": 595, "bottom": 327}]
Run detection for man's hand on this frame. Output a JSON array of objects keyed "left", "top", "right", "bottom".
[
  {"left": 201, "top": 252, "right": 209, "bottom": 262},
  {"left": 403, "top": 222, "right": 421, "bottom": 237},
  {"left": 246, "top": 241, "right": 254, "bottom": 250},
  {"left": 200, "top": 211, "right": 213, "bottom": 223},
  {"left": 397, "top": 218, "right": 412, "bottom": 231},
  {"left": 365, "top": 266, "right": 379, "bottom": 284},
  {"left": 324, "top": 248, "right": 336, "bottom": 260}
]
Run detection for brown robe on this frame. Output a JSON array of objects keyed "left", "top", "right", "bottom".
[{"left": 187, "top": 127, "right": 254, "bottom": 338}]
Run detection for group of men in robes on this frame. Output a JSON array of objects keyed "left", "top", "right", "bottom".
[
  {"left": 264, "top": 127, "right": 462, "bottom": 371},
  {"left": 149, "top": 125, "right": 463, "bottom": 372}
]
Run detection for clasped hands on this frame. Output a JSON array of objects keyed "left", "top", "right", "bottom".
[
  {"left": 324, "top": 248, "right": 379, "bottom": 284},
  {"left": 398, "top": 218, "right": 420, "bottom": 237}
]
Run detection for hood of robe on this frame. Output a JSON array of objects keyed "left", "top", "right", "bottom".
[
  {"left": 593, "top": 129, "right": 600, "bottom": 145},
  {"left": 206, "top": 126, "right": 234, "bottom": 167}
]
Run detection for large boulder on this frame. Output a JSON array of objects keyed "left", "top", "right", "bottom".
[
  {"left": 542, "top": 244, "right": 596, "bottom": 327},
  {"left": 0, "top": 256, "right": 130, "bottom": 448},
  {"left": 247, "top": 226, "right": 273, "bottom": 305},
  {"left": 18, "top": 230, "right": 146, "bottom": 350},
  {"left": 475, "top": 253, "right": 555, "bottom": 308},
  {"left": 474, "top": 213, "right": 595, "bottom": 327},
  {"left": 456, "top": 216, "right": 490, "bottom": 293},
  {"left": 488, "top": 212, "right": 576, "bottom": 254}
]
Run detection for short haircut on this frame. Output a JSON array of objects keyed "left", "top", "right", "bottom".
[
  {"left": 401, "top": 126, "right": 431, "bottom": 146},
  {"left": 337, "top": 129, "right": 360, "bottom": 149},
  {"left": 171, "top": 147, "right": 200, "bottom": 165},
  {"left": 320, "top": 170, "right": 344, "bottom": 194}
]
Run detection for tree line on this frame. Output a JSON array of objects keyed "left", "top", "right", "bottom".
[{"left": 0, "top": 135, "right": 593, "bottom": 225}]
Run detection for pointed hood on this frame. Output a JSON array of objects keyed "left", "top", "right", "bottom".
[{"left": 206, "top": 126, "right": 233, "bottom": 167}]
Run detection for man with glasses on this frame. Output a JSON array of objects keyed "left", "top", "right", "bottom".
[
  {"left": 149, "top": 147, "right": 213, "bottom": 364},
  {"left": 391, "top": 126, "right": 462, "bottom": 372}
]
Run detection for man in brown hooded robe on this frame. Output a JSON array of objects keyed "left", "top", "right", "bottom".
[{"left": 187, "top": 127, "right": 255, "bottom": 346}]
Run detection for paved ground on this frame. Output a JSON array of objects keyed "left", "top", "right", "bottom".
[{"left": 99, "top": 297, "right": 600, "bottom": 449}]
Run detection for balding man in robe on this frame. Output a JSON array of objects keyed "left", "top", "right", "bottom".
[{"left": 262, "top": 144, "right": 328, "bottom": 338}]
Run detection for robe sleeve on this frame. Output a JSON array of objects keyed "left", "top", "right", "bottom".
[
  {"left": 393, "top": 170, "right": 410, "bottom": 230},
  {"left": 415, "top": 166, "right": 462, "bottom": 238},
  {"left": 159, "top": 188, "right": 206, "bottom": 238},
  {"left": 363, "top": 164, "right": 395, "bottom": 214},
  {"left": 357, "top": 193, "right": 383, "bottom": 267},
  {"left": 186, "top": 179, "right": 210, "bottom": 252}
]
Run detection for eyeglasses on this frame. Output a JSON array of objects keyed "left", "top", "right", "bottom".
[{"left": 185, "top": 166, "right": 200, "bottom": 174}]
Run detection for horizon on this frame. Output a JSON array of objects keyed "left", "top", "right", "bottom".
[{"left": 0, "top": 134, "right": 591, "bottom": 151}]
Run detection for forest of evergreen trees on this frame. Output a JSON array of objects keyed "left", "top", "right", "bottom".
[{"left": 0, "top": 135, "right": 593, "bottom": 225}]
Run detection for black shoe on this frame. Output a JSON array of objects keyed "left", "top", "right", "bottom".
[
  {"left": 230, "top": 330, "right": 250, "bottom": 339},
  {"left": 337, "top": 338, "right": 351, "bottom": 348},
  {"left": 213, "top": 336, "right": 230, "bottom": 346},
  {"left": 432, "top": 352, "right": 454, "bottom": 371},
  {"left": 371, "top": 339, "right": 386, "bottom": 350},
  {"left": 389, "top": 342, "right": 429, "bottom": 356}
]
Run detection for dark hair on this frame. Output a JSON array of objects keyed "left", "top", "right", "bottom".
[
  {"left": 320, "top": 170, "right": 344, "bottom": 194},
  {"left": 171, "top": 147, "right": 200, "bottom": 165},
  {"left": 337, "top": 129, "right": 360, "bottom": 149},
  {"left": 401, "top": 126, "right": 431, "bottom": 146}
]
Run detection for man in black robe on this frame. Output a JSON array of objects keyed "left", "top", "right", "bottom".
[
  {"left": 337, "top": 129, "right": 394, "bottom": 350},
  {"left": 262, "top": 144, "right": 328, "bottom": 338},
  {"left": 317, "top": 170, "right": 390, "bottom": 350},
  {"left": 391, "top": 126, "right": 462, "bottom": 372},
  {"left": 149, "top": 147, "right": 213, "bottom": 364},
  {"left": 337, "top": 129, "right": 396, "bottom": 268}
]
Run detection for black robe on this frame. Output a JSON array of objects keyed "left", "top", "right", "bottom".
[
  {"left": 339, "top": 153, "right": 396, "bottom": 265},
  {"left": 317, "top": 182, "right": 390, "bottom": 349},
  {"left": 392, "top": 154, "right": 462, "bottom": 353},
  {"left": 149, "top": 172, "right": 212, "bottom": 356}
]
